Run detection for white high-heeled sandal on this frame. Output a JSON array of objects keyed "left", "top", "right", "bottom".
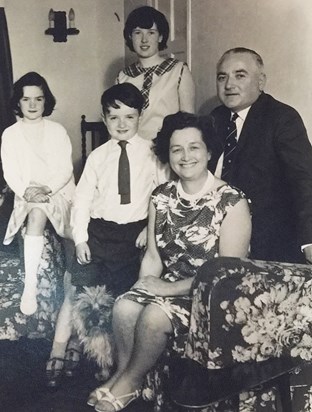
[
  {"left": 87, "top": 386, "right": 109, "bottom": 406},
  {"left": 94, "top": 388, "right": 141, "bottom": 412}
]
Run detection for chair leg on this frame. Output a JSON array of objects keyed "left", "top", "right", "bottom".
[{"left": 276, "top": 373, "right": 292, "bottom": 412}]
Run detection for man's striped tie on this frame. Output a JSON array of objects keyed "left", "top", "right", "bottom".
[{"left": 221, "top": 112, "right": 239, "bottom": 180}]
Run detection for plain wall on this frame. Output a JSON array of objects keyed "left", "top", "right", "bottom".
[
  {"left": 3, "top": 0, "right": 312, "bottom": 170},
  {"left": 4, "top": 0, "right": 125, "bottom": 176},
  {"left": 191, "top": 0, "right": 312, "bottom": 139}
]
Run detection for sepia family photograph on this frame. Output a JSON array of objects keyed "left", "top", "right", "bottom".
[{"left": 0, "top": 1, "right": 312, "bottom": 411}]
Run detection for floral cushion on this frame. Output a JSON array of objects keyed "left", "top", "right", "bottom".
[{"left": 0, "top": 227, "right": 65, "bottom": 341}]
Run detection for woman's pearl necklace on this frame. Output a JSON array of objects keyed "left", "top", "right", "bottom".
[{"left": 177, "top": 171, "right": 215, "bottom": 206}]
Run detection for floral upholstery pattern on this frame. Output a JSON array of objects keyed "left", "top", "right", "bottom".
[
  {"left": 143, "top": 257, "right": 312, "bottom": 411},
  {"left": 0, "top": 227, "right": 65, "bottom": 341}
]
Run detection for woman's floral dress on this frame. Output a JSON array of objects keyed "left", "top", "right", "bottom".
[
  {"left": 120, "top": 180, "right": 248, "bottom": 410},
  {"left": 122, "top": 180, "right": 247, "bottom": 338}
]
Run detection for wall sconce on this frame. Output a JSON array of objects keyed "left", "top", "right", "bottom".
[{"left": 45, "top": 8, "right": 79, "bottom": 42}]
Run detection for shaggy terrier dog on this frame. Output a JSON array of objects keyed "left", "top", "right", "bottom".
[{"left": 72, "top": 285, "right": 115, "bottom": 381}]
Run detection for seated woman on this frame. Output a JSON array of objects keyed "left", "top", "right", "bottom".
[{"left": 87, "top": 111, "right": 252, "bottom": 412}]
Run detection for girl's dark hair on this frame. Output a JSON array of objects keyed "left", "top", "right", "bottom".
[
  {"left": 101, "top": 83, "right": 144, "bottom": 115},
  {"left": 153, "top": 111, "right": 216, "bottom": 164},
  {"left": 11, "top": 72, "right": 56, "bottom": 117},
  {"left": 124, "top": 6, "right": 169, "bottom": 52}
]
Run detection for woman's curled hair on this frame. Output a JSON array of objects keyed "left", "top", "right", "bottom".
[{"left": 153, "top": 111, "right": 217, "bottom": 164}]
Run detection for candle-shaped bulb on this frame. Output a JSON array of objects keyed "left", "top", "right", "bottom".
[
  {"left": 48, "top": 8, "right": 55, "bottom": 29},
  {"left": 68, "top": 8, "right": 75, "bottom": 28}
]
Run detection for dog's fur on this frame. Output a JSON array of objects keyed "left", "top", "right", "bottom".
[{"left": 72, "top": 285, "right": 115, "bottom": 381}]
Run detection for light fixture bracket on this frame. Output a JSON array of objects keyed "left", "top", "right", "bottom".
[{"left": 45, "top": 9, "right": 79, "bottom": 42}]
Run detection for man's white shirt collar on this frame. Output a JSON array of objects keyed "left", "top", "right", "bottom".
[
  {"left": 233, "top": 107, "right": 251, "bottom": 122},
  {"left": 232, "top": 107, "right": 251, "bottom": 140}
]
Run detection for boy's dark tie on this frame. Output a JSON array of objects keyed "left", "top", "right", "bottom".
[
  {"left": 221, "top": 112, "right": 239, "bottom": 180},
  {"left": 118, "top": 141, "right": 130, "bottom": 204}
]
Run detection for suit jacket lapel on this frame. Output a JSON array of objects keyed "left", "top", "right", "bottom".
[
  {"left": 236, "top": 93, "right": 267, "bottom": 151},
  {"left": 209, "top": 107, "right": 231, "bottom": 173}
]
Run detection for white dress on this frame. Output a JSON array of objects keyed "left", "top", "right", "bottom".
[{"left": 1, "top": 119, "right": 75, "bottom": 244}]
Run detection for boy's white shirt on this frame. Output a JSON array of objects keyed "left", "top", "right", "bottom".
[{"left": 71, "top": 134, "right": 166, "bottom": 246}]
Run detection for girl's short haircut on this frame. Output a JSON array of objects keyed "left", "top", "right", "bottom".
[
  {"left": 11, "top": 72, "right": 56, "bottom": 117},
  {"left": 101, "top": 83, "right": 144, "bottom": 115},
  {"left": 124, "top": 6, "right": 169, "bottom": 52},
  {"left": 153, "top": 111, "right": 217, "bottom": 164}
]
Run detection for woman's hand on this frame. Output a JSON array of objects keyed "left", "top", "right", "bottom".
[
  {"left": 76, "top": 242, "right": 92, "bottom": 265},
  {"left": 134, "top": 275, "right": 194, "bottom": 297},
  {"left": 133, "top": 276, "right": 171, "bottom": 296}
]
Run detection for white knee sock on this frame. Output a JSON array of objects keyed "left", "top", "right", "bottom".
[{"left": 20, "top": 234, "right": 44, "bottom": 315}]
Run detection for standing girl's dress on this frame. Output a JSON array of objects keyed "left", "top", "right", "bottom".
[
  {"left": 117, "top": 58, "right": 191, "bottom": 142},
  {"left": 1, "top": 118, "right": 75, "bottom": 245}
]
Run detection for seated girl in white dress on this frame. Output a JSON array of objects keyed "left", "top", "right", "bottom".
[{"left": 1, "top": 72, "right": 75, "bottom": 316}]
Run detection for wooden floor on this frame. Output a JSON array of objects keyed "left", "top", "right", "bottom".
[{"left": 0, "top": 338, "right": 153, "bottom": 412}]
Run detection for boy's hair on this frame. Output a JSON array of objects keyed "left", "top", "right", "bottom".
[
  {"left": 11, "top": 71, "right": 56, "bottom": 117},
  {"left": 123, "top": 6, "right": 169, "bottom": 52},
  {"left": 101, "top": 83, "right": 144, "bottom": 115},
  {"left": 153, "top": 111, "right": 217, "bottom": 164}
]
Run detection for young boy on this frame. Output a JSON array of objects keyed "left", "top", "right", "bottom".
[
  {"left": 70, "top": 83, "right": 156, "bottom": 294},
  {"left": 46, "top": 83, "right": 160, "bottom": 387}
]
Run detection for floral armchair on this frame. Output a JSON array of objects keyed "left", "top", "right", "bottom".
[{"left": 142, "top": 257, "right": 312, "bottom": 411}]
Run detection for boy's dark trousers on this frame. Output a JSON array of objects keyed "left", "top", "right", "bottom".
[{"left": 70, "top": 218, "right": 147, "bottom": 297}]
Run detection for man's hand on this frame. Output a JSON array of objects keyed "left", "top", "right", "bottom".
[
  {"left": 76, "top": 242, "right": 92, "bottom": 265},
  {"left": 304, "top": 244, "right": 312, "bottom": 264}
]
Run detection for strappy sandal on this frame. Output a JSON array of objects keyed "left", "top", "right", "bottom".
[
  {"left": 87, "top": 386, "right": 109, "bottom": 406},
  {"left": 94, "top": 388, "right": 141, "bottom": 412},
  {"left": 64, "top": 342, "right": 81, "bottom": 377},
  {"left": 46, "top": 357, "right": 65, "bottom": 389}
]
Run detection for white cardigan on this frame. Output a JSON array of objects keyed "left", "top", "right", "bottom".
[{"left": 1, "top": 119, "right": 75, "bottom": 201}]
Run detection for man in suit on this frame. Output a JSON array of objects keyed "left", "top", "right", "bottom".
[{"left": 210, "top": 47, "right": 312, "bottom": 263}]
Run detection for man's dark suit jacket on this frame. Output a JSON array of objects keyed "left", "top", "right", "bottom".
[{"left": 210, "top": 92, "right": 312, "bottom": 263}]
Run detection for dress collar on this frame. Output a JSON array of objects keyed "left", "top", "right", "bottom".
[{"left": 123, "top": 57, "right": 179, "bottom": 78}]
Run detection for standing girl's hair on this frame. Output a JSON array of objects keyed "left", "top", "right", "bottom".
[{"left": 123, "top": 6, "right": 169, "bottom": 52}]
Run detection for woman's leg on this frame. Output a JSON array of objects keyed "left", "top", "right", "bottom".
[
  {"left": 21, "top": 207, "right": 47, "bottom": 315},
  {"left": 88, "top": 298, "right": 144, "bottom": 404},
  {"left": 95, "top": 304, "right": 173, "bottom": 411}
]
